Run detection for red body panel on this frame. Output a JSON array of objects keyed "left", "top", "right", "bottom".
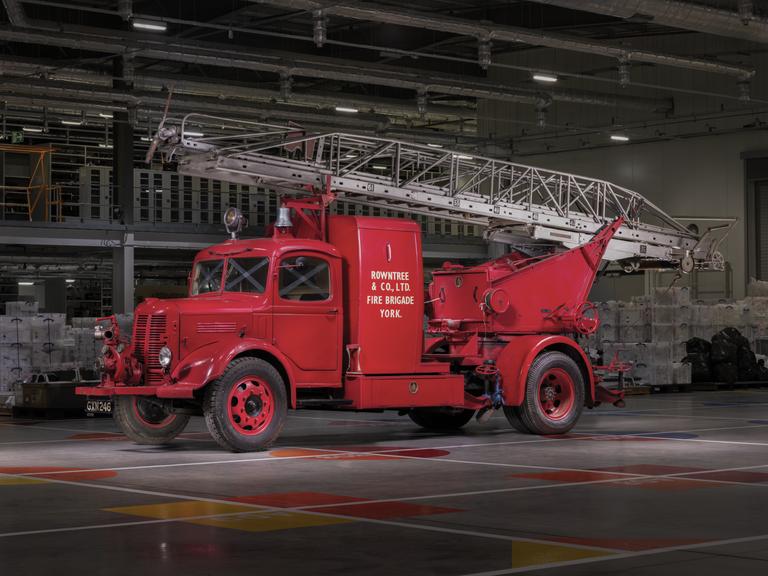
[{"left": 344, "top": 373, "right": 465, "bottom": 409}]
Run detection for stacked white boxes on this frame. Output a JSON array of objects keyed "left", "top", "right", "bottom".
[
  {"left": 594, "top": 288, "right": 693, "bottom": 387},
  {"left": 593, "top": 287, "right": 768, "bottom": 387},
  {"left": 0, "top": 305, "right": 111, "bottom": 392}
]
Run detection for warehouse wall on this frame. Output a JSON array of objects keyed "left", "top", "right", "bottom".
[
  {"left": 478, "top": 33, "right": 768, "bottom": 301},
  {"left": 524, "top": 132, "right": 766, "bottom": 300}
]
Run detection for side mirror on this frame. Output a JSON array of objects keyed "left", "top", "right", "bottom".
[{"left": 295, "top": 256, "right": 306, "bottom": 269}]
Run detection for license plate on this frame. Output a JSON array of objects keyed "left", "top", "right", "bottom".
[{"left": 86, "top": 398, "right": 112, "bottom": 414}]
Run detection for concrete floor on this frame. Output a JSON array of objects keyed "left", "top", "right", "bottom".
[{"left": 2, "top": 390, "right": 768, "bottom": 575}]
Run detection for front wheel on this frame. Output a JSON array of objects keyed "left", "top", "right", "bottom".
[
  {"left": 203, "top": 358, "right": 287, "bottom": 452},
  {"left": 113, "top": 396, "right": 190, "bottom": 445},
  {"left": 409, "top": 407, "right": 475, "bottom": 430},
  {"left": 516, "top": 351, "right": 585, "bottom": 435}
]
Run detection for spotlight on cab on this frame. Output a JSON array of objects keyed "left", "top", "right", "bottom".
[{"left": 223, "top": 207, "right": 248, "bottom": 239}]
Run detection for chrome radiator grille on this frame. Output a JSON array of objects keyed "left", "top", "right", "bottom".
[{"left": 133, "top": 313, "right": 167, "bottom": 384}]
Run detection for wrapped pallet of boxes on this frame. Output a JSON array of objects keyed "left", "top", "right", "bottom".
[
  {"left": 653, "top": 286, "right": 691, "bottom": 306},
  {"left": 618, "top": 303, "right": 650, "bottom": 342}
]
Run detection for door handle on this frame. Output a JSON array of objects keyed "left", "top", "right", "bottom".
[{"left": 327, "top": 308, "right": 338, "bottom": 315}]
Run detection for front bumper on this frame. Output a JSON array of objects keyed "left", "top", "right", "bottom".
[{"left": 75, "top": 385, "right": 197, "bottom": 398}]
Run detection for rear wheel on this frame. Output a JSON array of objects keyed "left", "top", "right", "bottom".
[
  {"left": 113, "top": 396, "right": 190, "bottom": 445},
  {"left": 203, "top": 358, "right": 287, "bottom": 452},
  {"left": 409, "top": 407, "right": 475, "bottom": 430},
  {"left": 517, "top": 351, "right": 584, "bottom": 435}
]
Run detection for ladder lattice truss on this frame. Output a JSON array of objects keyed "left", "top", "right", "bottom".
[{"left": 157, "top": 114, "right": 732, "bottom": 271}]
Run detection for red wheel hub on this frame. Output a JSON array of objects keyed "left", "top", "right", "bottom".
[
  {"left": 537, "top": 368, "right": 575, "bottom": 421},
  {"left": 132, "top": 397, "right": 176, "bottom": 429},
  {"left": 227, "top": 377, "right": 275, "bottom": 435}
]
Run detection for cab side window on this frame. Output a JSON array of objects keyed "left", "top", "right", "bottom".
[{"left": 279, "top": 256, "right": 330, "bottom": 301}]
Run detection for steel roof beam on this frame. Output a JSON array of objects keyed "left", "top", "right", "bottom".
[{"left": 251, "top": 0, "right": 754, "bottom": 79}]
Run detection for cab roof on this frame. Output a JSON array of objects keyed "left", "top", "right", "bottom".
[{"left": 195, "top": 235, "right": 340, "bottom": 262}]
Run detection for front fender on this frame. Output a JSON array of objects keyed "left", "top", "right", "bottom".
[
  {"left": 496, "top": 335, "right": 594, "bottom": 407},
  {"left": 172, "top": 338, "right": 297, "bottom": 404}
]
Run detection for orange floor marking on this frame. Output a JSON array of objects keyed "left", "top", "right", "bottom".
[
  {"left": 270, "top": 446, "right": 449, "bottom": 460},
  {"left": 0, "top": 466, "right": 117, "bottom": 481}
]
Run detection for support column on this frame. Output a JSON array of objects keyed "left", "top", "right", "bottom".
[
  {"left": 112, "top": 234, "right": 134, "bottom": 314},
  {"left": 112, "top": 55, "right": 134, "bottom": 224},
  {"left": 43, "top": 278, "right": 66, "bottom": 313}
]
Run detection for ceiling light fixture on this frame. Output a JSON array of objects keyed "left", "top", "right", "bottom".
[
  {"left": 610, "top": 134, "right": 630, "bottom": 142},
  {"left": 457, "top": 154, "right": 474, "bottom": 160},
  {"left": 427, "top": 143, "right": 443, "bottom": 148},
  {"left": 22, "top": 127, "right": 42, "bottom": 133},
  {"left": 98, "top": 113, "right": 113, "bottom": 119},
  {"left": 532, "top": 73, "right": 558, "bottom": 83},
  {"left": 18, "top": 281, "right": 34, "bottom": 286},
  {"left": 65, "top": 279, "right": 76, "bottom": 284},
  {"left": 335, "top": 106, "right": 358, "bottom": 113},
  {"left": 61, "top": 120, "right": 82, "bottom": 126},
  {"left": 132, "top": 18, "right": 167, "bottom": 32},
  {"left": 184, "top": 131, "right": 204, "bottom": 137}
]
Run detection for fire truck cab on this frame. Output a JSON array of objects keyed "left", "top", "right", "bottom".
[{"left": 78, "top": 204, "right": 622, "bottom": 452}]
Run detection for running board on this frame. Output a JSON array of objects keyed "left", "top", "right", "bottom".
[{"left": 296, "top": 399, "right": 354, "bottom": 408}]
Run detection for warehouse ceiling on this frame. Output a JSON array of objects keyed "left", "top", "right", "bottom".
[{"left": 0, "top": 0, "right": 765, "bottom": 156}]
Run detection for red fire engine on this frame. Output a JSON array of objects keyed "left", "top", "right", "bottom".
[{"left": 77, "top": 114, "right": 729, "bottom": 451}]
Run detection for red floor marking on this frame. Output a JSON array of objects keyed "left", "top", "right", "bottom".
[
  {"left": 67, "top": 433, "right": 126, "bottom": 441},
  {"left": 543, "top": 535, "right": 712, "bottom": 551},
  {"left": 595, "top": 464, "right": 704, "bottom": 475},
  {"left": 270, "top": 446, "right": 449, "bottom": 460},
  {"left": 577, "top": 436, "right": 663, "bottom": 442},
  {"left": 0, "top": 466, "right": 117, "bottom": 481},
  {"left": 228, "top": 492, "right": 365, "bottom": 508},
  {"left": 603, "top": 477, "right": 720, "bottom": 492},
  {"left": 306, "top": 501, "right": 460, "bottom": 519},
  {"left": 683, "top": 470, "right": 768, "bottom": 483},
  {"left": 508, "top": 470, "right": 627, "bottom": 483}
]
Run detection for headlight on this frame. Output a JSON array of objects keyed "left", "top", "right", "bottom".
[{"left": 158, "top": 346, "right": 172, "bottom": 368}]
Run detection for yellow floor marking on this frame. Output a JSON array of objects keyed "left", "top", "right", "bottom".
[
  {"left": 511, "top": 541, "right": 614, "bottom": 568},
  {"left": 105, "top": 500, "right": 252, "bottom": 519},
  {"left": 191, "top": 511, "right": 350, "bottom": 532},
  {"left": 0, "top": 477, "right": 47, "bottom": 486},
  {"left": 104, "top": 500, "right": 352, "bottom": 533}
]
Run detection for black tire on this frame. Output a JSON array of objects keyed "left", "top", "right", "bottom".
[
  {"left": 112, "top": 396, "right": 190, "bottom": 445},
  {"left": 203, "top": 358, "right": 287, "bottom": 452},
  {"left": 517, "top": 351, "right": 585, "bottom": 435},
  {"left": 409, "top": 407, "right": 475, "bottom": 430},
  {"left": 503, "top": 406, "right": 532, "bottom": 434}
]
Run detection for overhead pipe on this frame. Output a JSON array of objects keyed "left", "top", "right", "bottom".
[
  {"left": 529, "top": 0, "right": 768, "bottom": 45},
  {"left": 0, "top": 25, "right": 672, "bottom": 112},
  {"left": 251, "top": 0, "right": 754, "bottom": 80},
  {"left": 0, "top": 57, "right": 476, "bottom": 121}
]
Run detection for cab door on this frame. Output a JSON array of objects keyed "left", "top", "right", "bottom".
[{"left": 272, "top": 251, "right": 341, "bottom": 385}]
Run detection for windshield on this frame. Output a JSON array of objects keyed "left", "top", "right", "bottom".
[
  {"left": 225, "top": 257, "right": 269, "bottom": 293},
  {"left": 191, "top": 259, "right": 224, "bottom": 295}
]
